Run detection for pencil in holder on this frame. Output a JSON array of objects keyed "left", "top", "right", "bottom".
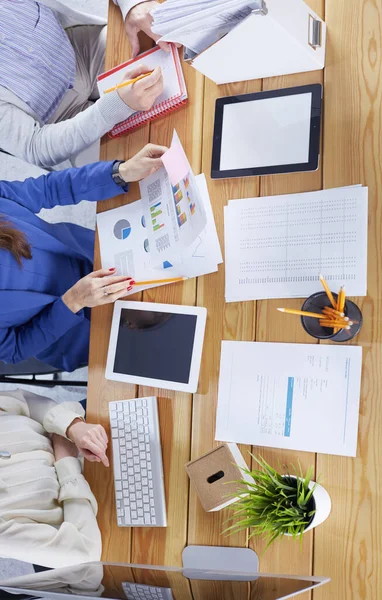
[{"left": 300, "top": 291, "right": 362, "bottom": 342}]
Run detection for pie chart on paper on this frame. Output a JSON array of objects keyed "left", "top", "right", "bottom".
[{"left": 113, "top": 219, "right": 131, "bottom": 240}]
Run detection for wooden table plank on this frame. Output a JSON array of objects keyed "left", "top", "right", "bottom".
[
  {"left": 84, "top": 0, "right": 150, "bottom": 563},
  {"left": 187, "top": 76, "right": 261, "bottom": 552},
  {"left": 314, "top": 0, "right": 382, "bottom": 597},
  {"left": 130, "top": 58, "right": 205, "bottom": 567},
  {"left": 249, "top": 1, "right": 324, "bottom": 594}
]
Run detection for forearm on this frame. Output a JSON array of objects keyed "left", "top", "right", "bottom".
[
  {"left": 0, "top": 160, "right": 124, "bottom": 212},
  {"left": 0, "top": 93, "right": 133, "bottom": 169}
]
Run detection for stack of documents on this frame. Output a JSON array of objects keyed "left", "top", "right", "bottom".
[
  {"left": 151, "top": 0, "right": 262, "bottom": 57},
  {"left": 97, "top": 131, "right": 222, "bottom": 294},
  {"left": 224, "top": 186, "right": 368, "bottom": 302},
  {"left": 216, "top": 341, "right": 362, "bottom": 456}
]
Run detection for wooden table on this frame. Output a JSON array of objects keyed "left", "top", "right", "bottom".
[{"left": 85, "top": 1, "right": 382, "bottom": 597}]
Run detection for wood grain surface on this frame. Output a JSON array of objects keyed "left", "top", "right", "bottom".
[{"left": 85, "top": 1, "right": 379, "bottom": 598}]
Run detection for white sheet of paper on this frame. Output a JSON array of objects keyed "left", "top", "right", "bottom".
[
  {"left": 96, "top": 174, "right": 221, "bottom": 295},
  {"left": 220, "top": 93, "right": 312, "bottom": 170},
  {"left": 224, "top": 185, "right": 368, "bottom": 301},
  {"left": 216, "top": 341, "right": 362, "bottom": 457}
]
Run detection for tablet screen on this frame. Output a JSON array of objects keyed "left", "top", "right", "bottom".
[
  {"left": 220, "top": 93, "right": 312, "bottom": 171},
  {"left": 113, "top": 308, "right": 197, "bottom": 384}
]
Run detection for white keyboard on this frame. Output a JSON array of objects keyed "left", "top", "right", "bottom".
[
  {"left": 109, "top": 397, "right": 167, "bottom": 527},
  {"left": 122, "top": 582, "right": 173, "bottom": 600}
]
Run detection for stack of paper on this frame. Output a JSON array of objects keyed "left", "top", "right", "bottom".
[
  {"left": 151, "top": 0, "right": 262, "bottom": 56},
  {"left": 224, "top": 186, "right": 368, "bottom": 302},
  {"left": 216, "top": 341, "right": 362, "bottom": 456},
  {"left": 97, "top": 131, "right": 222, "bottom": 294}
]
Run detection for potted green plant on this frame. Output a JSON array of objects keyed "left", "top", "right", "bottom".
[{"left": 225, "top": 455, "right": 331, "bottom": 550}]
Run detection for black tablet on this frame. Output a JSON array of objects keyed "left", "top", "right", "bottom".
[{"left": 211, "top": 84, "right": 322, "bottom": 179}]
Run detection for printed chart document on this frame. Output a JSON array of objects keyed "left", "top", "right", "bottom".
[
  {"left": 96, "top": 131, "right": 221, "bottom": 295},
  {"left": 224, "top": 186, "right": 368, "bottom": 301},
  {"left": 140, "top": 130, "right": 207, "bottom": 265},
  {"left": 215, "top": 341, "right": 362, "bottom": 457}
]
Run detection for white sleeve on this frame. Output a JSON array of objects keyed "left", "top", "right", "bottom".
[
  {"left": 0, "top": 563, "right": 104, "bottom": 597},
  {"left": 113, "top": 0, "right": 152, "bottom": 21},
  {"left": 0, "top": 457, "right": 102, "bottom": 568},
  {"left": 0, "top": 388, "right": 85, "bottom": 438}
]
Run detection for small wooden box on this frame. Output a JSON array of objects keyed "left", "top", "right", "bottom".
[{"left": 185, "top": 443, "right": 251, "bottom": 512}]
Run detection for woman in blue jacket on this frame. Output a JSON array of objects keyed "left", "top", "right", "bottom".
[{"left": 0, "top": 143, "right": 167, "bottom": 372}]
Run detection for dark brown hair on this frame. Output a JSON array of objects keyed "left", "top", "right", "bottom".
[{"left": 0, "top": 217, "right": 32, "bottom": 266}]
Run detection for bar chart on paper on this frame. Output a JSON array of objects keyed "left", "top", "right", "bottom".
[{"left": 150, "top": 202, "right": 165, "bottom": 232}]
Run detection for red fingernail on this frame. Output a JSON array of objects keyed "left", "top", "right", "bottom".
[
  {"left": 109, "top": 267, "right": 116, "bottom": 272},
  {"left": 130, "top": 280, "right": 136, "bottom": 285},
  {"left": 127, "top": 286, "right": 133, "bottom": 291}
]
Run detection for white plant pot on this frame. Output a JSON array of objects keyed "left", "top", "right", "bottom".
[
  {"left": 304, "top": 480, "right": 332, "bottom": 532},
  {"left": 284, "top": 476, "right": 332, "bottom": 535}
]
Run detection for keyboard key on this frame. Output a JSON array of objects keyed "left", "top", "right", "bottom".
[
  {"left": 110, "top": 419, "right": 118, "bottom": 428},
  {"left": 122, "top": 464, "right": 127, "bottom": 472},
  {"left": 144, "top": 513, "right": 151, "bottom": 524},
  {"left": 112, "top": 429, "right": 119, "bottom": 439}
]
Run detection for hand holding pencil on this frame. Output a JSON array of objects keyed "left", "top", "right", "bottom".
[{"left": 113, "top": 64, "right": 163, "bottom": 112}]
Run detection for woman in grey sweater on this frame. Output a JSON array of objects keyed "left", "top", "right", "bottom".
[{"left": 0, "top": 0, "right": 165, "bottom": 169}]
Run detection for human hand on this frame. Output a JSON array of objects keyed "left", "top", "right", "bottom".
[
  {"left": 52, "top": 433, "right": 78, "bottom": 462},
  {"left": 67, "top": 419, "right": 109, "bottom": 467},
  {"left": 119, "top": 143, "right": 168, "bottom": 182},
  {"left": 62, "top": 268, "right": 134, "bottom": 314},
  {"left": 124, "top": 1, "right": 171, "bottom": 58},
  {"left": 117, "top": 64, "right": 163, "bottom": 112}
]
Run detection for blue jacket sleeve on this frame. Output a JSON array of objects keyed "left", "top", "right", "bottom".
[
  {"left": 0, "top": 161, "right": 127, "bottom": 214},
  {"left": 0, "top": 299, "right": 84, "bottom": 364}
]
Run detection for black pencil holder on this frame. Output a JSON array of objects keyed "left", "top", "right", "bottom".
[{"left": 300, "top": 291, "right": 363, "bottom": 342}]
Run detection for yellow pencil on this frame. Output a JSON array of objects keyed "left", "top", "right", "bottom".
[
  {"left": 337, "top": 286, "right": 346, "bottom": 313},
  {"left": 277, "top": 308, "right": 326, "bottom": 319},
  {"left": 132, "top": 277, "right": 186, "bottom": 286},
  {"left": 104, "top": 70, "right": 154, "bottom": 94},
  {"left": 322, "top": 307, "right": 348, "bottom": 320},
  {"left": 319, "top": 274, "right": 337, "bottom": 309},
  {"left": 319, "top": 320, "right": 352, "bottom": 327}
]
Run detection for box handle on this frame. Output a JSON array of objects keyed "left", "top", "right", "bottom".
[
  {"left": 309, "top": 14, "right": 322, "bottom": 49},
  {"left": 207, "top": 470, "right": 225, "bottom": 484}
]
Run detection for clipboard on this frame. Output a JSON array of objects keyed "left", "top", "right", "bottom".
[{"left": 183, "top": 0, "right": 326, "bottom": 85}]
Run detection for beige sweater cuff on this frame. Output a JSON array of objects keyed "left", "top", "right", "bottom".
[
  {"left": 55, "top": 457, "right": 98, "bottom": 515},
  {"left": 43, "top": 401, "right": 85, "bottom": 439}
]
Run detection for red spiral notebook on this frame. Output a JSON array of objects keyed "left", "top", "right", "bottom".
[{"left": 97, "top": 45, "right": 188, "bottom": 138}]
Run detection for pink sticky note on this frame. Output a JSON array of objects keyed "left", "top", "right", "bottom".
[{"left": 161, "top": 140, "right": 190, "bottom": 186}]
